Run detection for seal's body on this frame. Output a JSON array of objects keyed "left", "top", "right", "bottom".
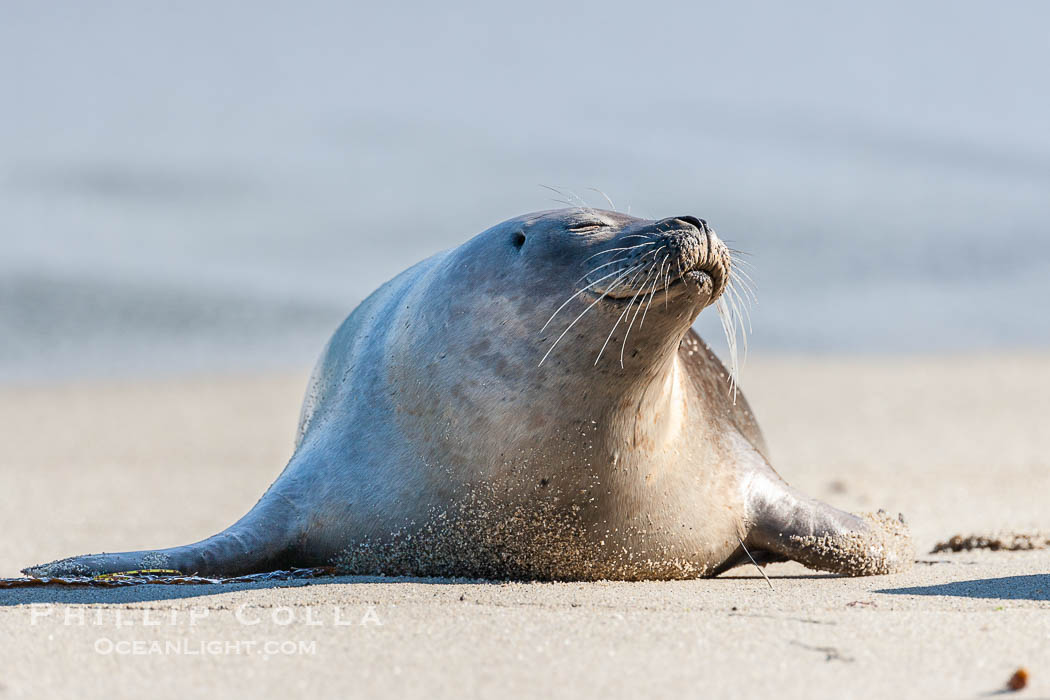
[{"left": 26, "top": 209, "right": 911, "bottom": 580}]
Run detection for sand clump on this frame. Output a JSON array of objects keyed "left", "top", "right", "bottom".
[{"left": 931, "top": 532, "right": 1050, "bottom": 554}]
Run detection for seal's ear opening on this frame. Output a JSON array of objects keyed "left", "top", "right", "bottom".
[{"left": 511, "top": 232, "right": 526, "bottom": 250}]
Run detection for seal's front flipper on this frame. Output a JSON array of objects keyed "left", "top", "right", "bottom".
[{"left": 743, "top": 471, "right": 913, "bottom": 576}]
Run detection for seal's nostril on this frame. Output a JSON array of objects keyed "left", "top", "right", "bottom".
[
  {"left": 675, "top": 216, "right": 705, "bottom": 232},
  {"left": 511, "top": 232, "right": 526, "bottom": 250}
]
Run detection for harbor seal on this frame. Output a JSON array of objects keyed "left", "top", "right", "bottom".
[{"left": 25, "top": 208, "right": 911, "bottom": 580}]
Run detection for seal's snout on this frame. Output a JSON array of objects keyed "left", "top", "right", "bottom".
[
  {"left": 580, "top": 213, "right": 731, "bottom": 306},
  {"left": 661, "top": 216, "right": 706, "bottom": 270},
  {"left": 659, "top": 216, "right": 730, "bottom": 303}
]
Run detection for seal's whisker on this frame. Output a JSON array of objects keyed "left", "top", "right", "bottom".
[
  {"left": 724, "top": 283, "right": 750, "bottom": 370},
  {"left": 574, "top": 250, "right": 659, "bottom": 291},
  {"left": 663, "top": 260, "right": 673, "bottom": 308},
  {"left": 646, "top": 257, "right": 667, "bottom": 309},
  {"left": 595, "top": 300, "right": 634, "bottom": 367},
  {"left": 737, "top": 536, "right": 775, "bottom": 591},
  {"left": 731, "top": 279, "right": 758, "bottom": 316},
  {"left": 565, "top": 189, "right": 590, "bottom": 209},
  {"left": 538, "top": 184, "right": 567, "bottom": 198},
  {"left": 728, "top": 251, "right": 755, "bottom": 267},
  {"left": 729, "top": 263, "right": 758, "bottom": 288},
  {"left": 730, "top": 271, "right": 758, "bottom": 305},
  {"left": 541, "top": 266, "right": 637, "bottom": 333},
  {"left": 580, "top": 241, "right": 655, "bottom": 265},
  {"left": 576, "top": 256, "right": 633, "bottom": 283},
  {"left": 594, "top": 264, "right": 651, "bottom": 367},
  {"left": 726, "top": 280, "right": 753, "bottom": 334},
  {"left": 715, "top": 297, "right": 740, "bottom": 402},
  {"left": 539, "top": 185, "right": 581, "bottom": 208},
  {"left": 733, "top": 263, "right": 757, "bottom": 278},
  {"left": 716, "top": 275, "right": 754, "bottom": 404},
  {"left": 730, "top": 287, "right": 749, "bottom": 363},
  {"left": 618, "top": 263, "right": 660, "bottom": 368},
  {"left": 730, "top": 255, "right": 756, "bottom": 269},
  {"left": 730, "top": 283, "right": 758, "bottom": 314},
  {"left": 616, "top": 234, "right": 653, "bottom": 242},
  {"left": 539, "top": 185, "right": 595, "bottom": 216},
  {"left": 587, "top": 187, "right": 617, "bottom": 212},
  {"left": 563, "top": 188, "right": 599, "bottom": 217},
  {"left": 538, "top": 263, "right": 643, "bottom": 366},
  {"left": 576, "top": 243, "right": 659, "bottom": 283},
  {"left": 721, "top": 300, "right": 739, "bottom": 382},
  {"left": 721, "top": 247, "right": 756, "bottom": 400},
  {"left": 716, "top": 298, "right": 735, "bottom": 368},
  {"left": 576, "top": 244, "right": 665, "bottom": 286},
  {"left": 728, "top": 249, "right": 759, "bottom": 303},
  {"left": 639, "top": 253, "right": 668, "bottom": 328},
  {"left": 615, "top": 262, "right": 647, "bottom": 294}
]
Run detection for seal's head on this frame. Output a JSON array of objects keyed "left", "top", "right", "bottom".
[
  {"left": 395, "top": 207, "right": 739, "bottom": 429},
  {"left": 490, "top": 208, "right": 733, "bottom": 370}
]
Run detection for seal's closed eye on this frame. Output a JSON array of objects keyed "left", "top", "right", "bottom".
[{"left": 567, "top": 220, "right": 608, "bottom": 232}]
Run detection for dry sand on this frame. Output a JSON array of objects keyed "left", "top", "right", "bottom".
[{"left": 1, "top": 355, "right": 1048, "bottom": 698}]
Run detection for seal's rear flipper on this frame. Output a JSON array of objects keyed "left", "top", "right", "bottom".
[
  {"left": 22, "top": 494, "right": 309, "bottom": 578},
  {"left": 23, "top": 551, "right": 187, "bottom": 578},
  {"left": 743, "top": 471, "right": 913, "bottom": 576},
  {"left": 22, "top": 535, "right": 301, "bottom": 579}
]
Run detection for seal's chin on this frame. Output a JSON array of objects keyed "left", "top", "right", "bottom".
[
  {"left": 679, "top": 269, "right": 723, "bottom": 305},
  {"left": 677, "top": 269, "right": 714, "bottom": 293}
]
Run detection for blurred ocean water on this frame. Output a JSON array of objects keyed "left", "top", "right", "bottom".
[{"left": 2, "top": 1, "right": 1048, "bottom": 383}]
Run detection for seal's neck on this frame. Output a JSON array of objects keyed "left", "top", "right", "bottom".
[
  {"left": 615, "top": 352, "right": 690, "bottom": 449},
  {"left": 560, "top": 329, "right": 693, "bottom": 453}
]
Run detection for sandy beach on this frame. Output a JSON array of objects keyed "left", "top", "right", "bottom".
[{"left": 2, "top": 355, "right": 1048, "bottom": 698}]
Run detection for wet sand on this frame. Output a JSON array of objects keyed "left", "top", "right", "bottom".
[{"left": 1, "top": 355, "right": 1048, "bottom": 698}]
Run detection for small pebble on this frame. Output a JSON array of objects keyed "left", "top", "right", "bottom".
[{"left": 1007, "top": 668, "right": 1028, "bottom": 692}]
